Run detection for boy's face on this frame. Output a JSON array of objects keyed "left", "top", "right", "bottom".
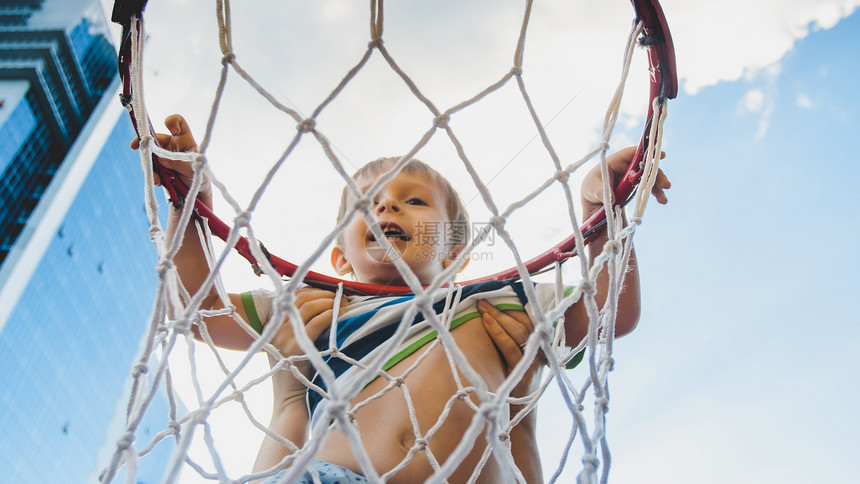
[{"left": 331, "top": 169, "right": 460, "bottom": 286}]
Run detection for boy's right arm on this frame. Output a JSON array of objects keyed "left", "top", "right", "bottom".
[
  {"left": 137, "top": 116, "right": 346, "bottom": 475},
  {"left": 133, "top": 114, "right": 256, "bottom": 350},
  {"left": 135, "top": 116, "right": 347, "bottom": 351}
]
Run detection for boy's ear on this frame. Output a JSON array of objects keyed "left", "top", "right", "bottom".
[
  {"left": 442, "top": 244, "right": 469, "bottom": 273},
  {"left": 331, "top": 246, "right": 353, "bottom": 276}
]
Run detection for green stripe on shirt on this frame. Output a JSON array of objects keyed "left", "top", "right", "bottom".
[
  {"left": 381, "top": 303, "right": 524, "bottom": 373},
  {"left": 241, "top": 291, "right": 264, "bottom": 334}
]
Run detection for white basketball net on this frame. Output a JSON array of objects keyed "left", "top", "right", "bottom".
[{"left": 101, "top": 0, "right": 668, "bottom": 483}]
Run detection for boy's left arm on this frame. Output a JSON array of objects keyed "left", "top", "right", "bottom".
[
  {"left": 474, "top": 148, "right": 669, "bottom": 481},
  {"left": 564, "top": 147, "right": 670, "bottom": 346}
]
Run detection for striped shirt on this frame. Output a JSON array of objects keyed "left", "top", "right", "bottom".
[{"left": 242, "top": 280, "right": 574, "bottom": 430}]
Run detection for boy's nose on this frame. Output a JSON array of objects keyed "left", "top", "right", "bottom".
[{"left": 376, "top": 198, "right": 399, "bottom": 213}]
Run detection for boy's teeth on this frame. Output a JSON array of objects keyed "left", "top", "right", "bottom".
[{"left": 383, "top": 228, "right": 406, "bottom": 240}]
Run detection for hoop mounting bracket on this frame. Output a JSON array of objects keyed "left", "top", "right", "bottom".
[{"left": 111, "top": 0, "right": 149, "bottom": 27}]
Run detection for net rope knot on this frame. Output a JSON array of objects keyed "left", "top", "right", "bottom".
[
  {"left": 605, "top": 239, "right": 622, "bottom": 255},
  {"left": 297, "top": 118, "right": 316, "bottom": 133},
  {"left": 555, "top": 169, "right": 569, "bottom": 184},
  {"left": 535, "top": 324, "right": 553, "bottom": 344},
  {"left": 489, "top": 215, "right": 506, "bottom": 231},
  {"left": 132, "top": 363, "right": 149, "bottom": 378},
  {"left": 278, "top": 291, "right": 296, "bottom": 311},
  {"left": 581, "top": 453, "right": 599, "bottom": 470},
  {"left": 138, "top": 133, "right": 153, "bottom": 147},
  {"left": 155, "top": 258, "right": 173, "bottom": 276},
  {"left": 277, "top": 294, "right": 296, "bottom": 314},
  {"left": 579, "top": 279, "right": 596, "bottom": 296},
  {"left": 595, "top": 396, "right": 609, "bottom": 412},
  {"left": 233, "top": 210, "right": 251, "bottom": 228},
  {"left": 353, "top": 196, "right": 373, "bottom": 214},
  {"left": 173, "top": 313, "right": 197, "bottom": 333},
  {"left": 221, "top": 52, "right": 235, "bottom": 65},
  {"left": 479, "top": 402, "right": 497, "bottom": 421},
  {"left": 510, "top": 66, "right": 523, "bottom": 76},
  {"left": 327, "top": 400, "right": 348, "bottom": 417},
  {"left": 433, "top": 113, "right": 450, "bottom": 129},
  {"left": 603, "top": 355, "right": 615, "bottom": 371},
  {"left": 115, "top": 431, "right": 134, "bottom": 451},
  {"left": 413, "top": 438, "right": 429, "bottom": 451},
  {"left": 192, "top": 153, "right": 206, "bottom": 167}
]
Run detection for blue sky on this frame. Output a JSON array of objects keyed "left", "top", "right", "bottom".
[
  {"left": 603, "top": 11, "right": 860, "bottom": 483},
  {"left": 98, "top": 0, "right": 860, "bottom": 481}
]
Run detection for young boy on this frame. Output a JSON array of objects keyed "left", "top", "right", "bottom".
[{"left": 135, "top": 114, "right": 670, "bottom": 483}]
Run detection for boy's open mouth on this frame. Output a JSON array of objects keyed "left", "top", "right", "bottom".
[{"left": 368, "top": 222, "right": 410, "bottom": 242}]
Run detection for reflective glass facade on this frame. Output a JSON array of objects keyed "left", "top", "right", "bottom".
[
  {"left": 0, "top": 1, "right": 175, "bottom": 482},
  {"left": 0, "top": 114, "right": 173, "bottom": 483},
  {"left": 0, "top": 84, "right": 36, "bottom": 174},
  {"left": 0, "top": 0, "right": 115, "bottom": 262}
]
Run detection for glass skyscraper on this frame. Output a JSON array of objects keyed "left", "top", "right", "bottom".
[
  {"left": 0, "top": 1, "right": 174, "bottom": 481},
  {"left": 0, "top": 0, "right": 115, "bottom": 261}
]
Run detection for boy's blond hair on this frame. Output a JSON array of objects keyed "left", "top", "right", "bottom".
[{"left": 336, "top": 157, "right": 470, "bottom": 248}]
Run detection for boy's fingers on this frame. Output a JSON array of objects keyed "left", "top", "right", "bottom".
[
  {"left": 295, "top": 287, "right": 337, "bottom": 299},
  {"left": 657, "top": 169, "right": 671, "bottom": 189},
  {"left": 131, "top": 116, "right": 198, "bottom": 154},
  {"left": 296, "top": 287, "right": 337, "bottom": 296},
  {"left": 298, "top": 298, "right": 335, "bottom": 324},
  {"left": 155, "top": 132, "right": 174, "bottom": 147},
  {"left": 476, "top": 300, "right": 531, "bottom": 343},
  {"left": 163, "top": 115, "right": 199, "bottom": 151},
  {"left": 130, "top": 132, "right": 180, "bottom": 151},
  {"left": 606, "top": 146, "right": 637, "bottom": 173},
  {"left": 651, "top": 186, "right": 666, "bottom": 204},
  {"left": 304, "top": 309, "right": 335, "bottom": 340},
  {"left": 294, "top": 288, "right": 337, "bottom": 307},
  {"left": 164, "top": 115, "right": 182, "bottom": 135},
  {"left": 295, "top": 288, "right": 349, "bottom": 325},
  {"left": 482, "top": 313, "right": 521, "bottom": 369},
  {"left": 650, "top": 169, "right": 671, "bottom": 204},
  {"left": 164, "top": 114, "right": 190, "bottom": 136},
  {"left": 500, "top": 312, "right": 532, "bottom": 342},
  {"left": 501, "top": 309, "right": 534, "bottom": 332}
]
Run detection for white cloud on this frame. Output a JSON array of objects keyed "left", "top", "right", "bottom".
[
  {"left": 738, "top": 88, "right": 774, "bottom": 139},
  {"left": 796, "top": 92, "right": 814, "bottom": 109},
  {"left": 663, "top": 0, "right": 860, "bottom": 94},
  {"left": 741, "top": 89, "right": 765, "bottom": 113}
]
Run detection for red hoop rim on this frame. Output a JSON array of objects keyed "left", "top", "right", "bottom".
[{"left": 113, "top": 0, "right": 677, "bottom": 295}]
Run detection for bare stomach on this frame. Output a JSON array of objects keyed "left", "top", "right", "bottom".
[{"left": 312, "top": 316, "right": 518, "bottom": 483}]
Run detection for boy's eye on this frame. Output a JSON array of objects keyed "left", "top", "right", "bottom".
[{"left": 407, "top": 198, "right": 427, "bottom": 206}]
